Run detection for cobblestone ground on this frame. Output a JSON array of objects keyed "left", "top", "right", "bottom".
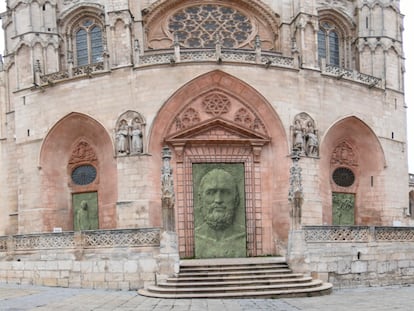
[{"left": 1, "top": 284, "right": 414, "bottom": 311}]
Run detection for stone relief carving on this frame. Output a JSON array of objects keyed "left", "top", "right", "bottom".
[
  {"left": 234, "top": 108, "right": 254, "bottom": 128},
  {"left": 203, "top": 93, "right": 231, "bottom": 116},
  {"left": 291, "top": 113, "right": 319, "bottom": 157},
  {"left": 193, "top": 164, "right": 246, "bottom": 258},
  {"left": 331, "top": 141, "right": 358, "bottom": 167},
  {"left": 115, "top": 111, "right": 146, "bottom": 156},
  {"left": 69, "top": 140, "right": 98, "bottom": 165},
  {"left": 171, "top": 92, "right": 267, "bottom": 136},
  {"left": 175, "top": 108, "right": 201, "bottom": 131}
]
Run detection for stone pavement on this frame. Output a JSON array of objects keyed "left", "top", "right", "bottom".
[{"left": 1, "top": 283, "right": 414, "bottom": 311}]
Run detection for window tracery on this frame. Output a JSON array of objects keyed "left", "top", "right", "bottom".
[
  {"left": 317, "top": 9, "right": 355, "bottom": 69},
  {"left": 318, "top": 21, "right": 340, "bottom": 66},
  {"left": 74, "top": 18, "right": 103, "bottom": 66},
  {"left": 59, "top": 6, "right": 105, "bottom": 69},
  {"left": 144, "top": 0, "right": 279, "bottom": 51},
  {"left": 167, "top": 4, "right": 254, "bottom": 48}
]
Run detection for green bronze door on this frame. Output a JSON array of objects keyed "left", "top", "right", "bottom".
[
  {"left": 332, "top": 192, "right": 355, "bottom": 225},
  {"left": 193, "top": 163, "right": 246, "bottom": 258},
  {"left": 73, "top": 192, "right": 99, "bottom": 231}
]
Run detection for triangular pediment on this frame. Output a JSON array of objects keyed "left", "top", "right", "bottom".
[{"left": 165, "top": 118, "right": 270, "bottom": 145}]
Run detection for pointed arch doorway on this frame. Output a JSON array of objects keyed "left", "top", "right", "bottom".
[
  {"left": 166, "top": 118, "right": 270, "bottom": 258},
  {"left": 150, "top": 70, "right": 288, "bottom": 259}
]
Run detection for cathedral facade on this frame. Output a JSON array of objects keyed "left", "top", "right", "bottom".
[{"left": 0, "top": 0, "right": 410, "bottom": 266}]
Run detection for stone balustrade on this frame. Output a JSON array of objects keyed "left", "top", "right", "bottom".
[
  {"left": 0, "top": 228, "right": 176, "bottom": 290},
  {"left": 299, "top": 226, "right": 414, "bottom": 288},
  {"left": 0, "top": 228, "right": 160, "bottom": 252},
  {"left": 37, "top": 49, "right": 381, "bottom": 90},
  {"left": 304, "top": 226, "right": 414, "bottom": 242},
  {"left": 322, "top": 64, "right": 382, "bottom": 88}
]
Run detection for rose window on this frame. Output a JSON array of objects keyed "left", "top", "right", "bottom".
[
  {"left": 71, "top": 165, "right": 97, "bottom": 186},
  {"left": 332, "top": 167, "right": 355, "bottom": 187},
  {"left": 168, "top": 4, "right": 254, "bottom": 48}
]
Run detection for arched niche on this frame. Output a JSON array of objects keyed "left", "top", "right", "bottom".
[
  {"left": 149, "top": 70, "right": 289, "bottom": 258},
  {"left": 320, "top": 116, "right": 386, "bottom": 225},
  {"left": 39, "top": 112, "right": 117, "bottom": 231}
]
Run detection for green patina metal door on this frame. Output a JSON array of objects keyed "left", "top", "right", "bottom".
[
  {"left": 73, "top": 192, "right": 99, "bottom": 231},
  {"left": 193, "top": 163, "right": 246, "bottom": 258},
  {"left": 332, "top": 192, "right": 355, "bottom": 225}
]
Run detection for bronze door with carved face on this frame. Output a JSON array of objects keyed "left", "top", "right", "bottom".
[
  {"left": 193, "top": 163, "right": 246, "bottom": 258},
  {"left": 73, "top": 192, "right": 99, "bottom": 231}
]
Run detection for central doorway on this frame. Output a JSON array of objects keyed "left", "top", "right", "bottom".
[{"left": 193, "top": 163, "right": 246, "bottom": 258}]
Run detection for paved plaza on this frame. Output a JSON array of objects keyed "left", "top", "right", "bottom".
[{"left": 1, "top": 283, "right": 414, "bottom": 311}]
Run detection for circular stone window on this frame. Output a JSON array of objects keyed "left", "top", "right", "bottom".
[
  {"left": 332, "top": 167, "right": 355, "bottom": 187},
  {"left": 71, "top": 165, "right": 97, "bottom": 186}
]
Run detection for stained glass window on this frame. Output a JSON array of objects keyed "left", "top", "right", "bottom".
[
  {"left": 76, "top": 29, "right": 88, "bottom": 66},
  {"left": 318, "top": 22, "right": 340, "bottom": 66},
  {"left": 168, "top": 5, "right": 253, "bottom": 48},
  {"left": 75, "top": 19, "right": 103, "bottom": 66}
]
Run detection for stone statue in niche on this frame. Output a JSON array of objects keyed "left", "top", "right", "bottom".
[
  {"left": 116, "top": 119, "right": 129, "bottom": 154},
  {"left": 131, "top": 118, "right": 143, "bottom": 154},
  {"left": 292, "top": 119, "right": 305, "bottom": 154},
  {"left": 115, "top": 111, "right": 146, "bottom": 156},
  {"left": 291, "top": 113, "right": 319, "bottom": 157},
  {"left": 194, "top": 166, "right": 246, "bottom": 258},
  {"left": 305, "top": 121, "right": 319, "bottom": 157}
]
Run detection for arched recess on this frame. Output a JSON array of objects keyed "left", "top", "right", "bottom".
[
  {"left": 149, "top": 70, "right": 289, "bottom": 258},
  {"left": 143, "top": 0, "right": 280, "bottom": 51},
  {"left": 317, "top": 8, "right": 355, "bottom": 69},
  {"left": 39, "top": 112, "right": 117, "bottom": 231},
  {"left": 319, "top": 116, "right": 386, "bottom": 225}
]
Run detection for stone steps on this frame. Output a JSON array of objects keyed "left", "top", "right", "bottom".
[{"left": 138, "top": 257, "right": 332, "bottom": 299}]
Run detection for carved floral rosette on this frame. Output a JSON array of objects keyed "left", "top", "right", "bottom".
[
  {"left": 169, "top": 89, "right": 268, "bottom": 136},
  {"left": 165, "top": 89, "right": 270, "bottom": 165}
]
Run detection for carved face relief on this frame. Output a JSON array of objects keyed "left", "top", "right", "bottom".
[
  {"left": 193, "top": 164, "right": 246, "bottom": 258},
  {"left": 199, "top": 168, "right": 238, "bottom": 230}
]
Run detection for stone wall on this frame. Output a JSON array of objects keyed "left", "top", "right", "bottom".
[
  {"left": 293, "top": 226, "right": 414, "bottom": 288},
  {"left": 0, "top": 228, "right": 179, "bottom": 290}
]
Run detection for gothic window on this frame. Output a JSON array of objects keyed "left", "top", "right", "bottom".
[
  {"left": 74, "top": 18, "right": 103, "bottom": 66},
  {"left": 318, "top": 21, "right": 340, "bottom": 66}
]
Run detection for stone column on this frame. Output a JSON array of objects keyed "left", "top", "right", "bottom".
[
  {"left": 157, "top": 146, "right": 179, "bottom": 280},
  {"left": 161, "top": 146, "right": 175, "bottom": 232},
  {"left": 288, "top": 148, "right": 303, "bottom": 230},
  {"left": 287, "top": 148, "right": 308, "bottom": 274}
]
